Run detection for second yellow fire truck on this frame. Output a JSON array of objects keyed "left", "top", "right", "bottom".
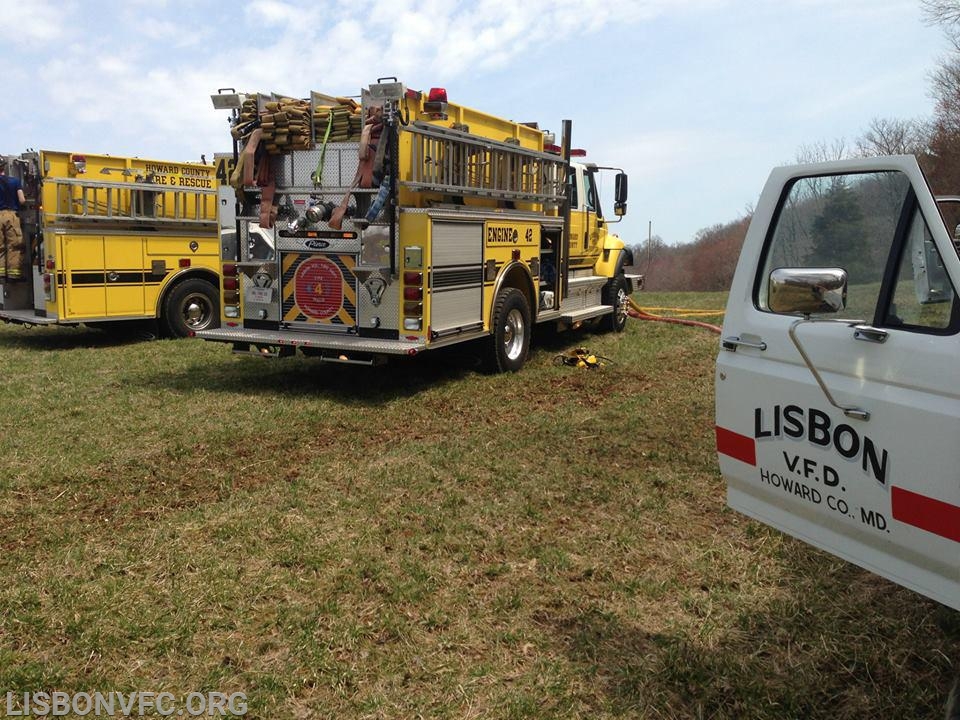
[
  {"left": 0, "top": 150, "right": 222, "bottom": 337},
  {"left": 198, "top": 81, "right": 638, "bottom": 370}
]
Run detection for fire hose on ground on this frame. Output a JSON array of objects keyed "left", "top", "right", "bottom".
[
  {"left": 627, "top": 297, "right": 724, "bottom": 334},
  {"left": 555, "top": 300, "right": 724, "bottom": 370}
]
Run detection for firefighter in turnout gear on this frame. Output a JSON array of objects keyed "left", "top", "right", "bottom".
[{"left": 0, "top": 158, "right": 26, "bottom": 281}]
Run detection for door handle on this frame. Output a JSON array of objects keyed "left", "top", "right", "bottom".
[
  {"left": 722, "top": 335, "right": 767, "bottom": 352},
  {"left": 853, "top": 325, "right": 888, "bottom": 344}
]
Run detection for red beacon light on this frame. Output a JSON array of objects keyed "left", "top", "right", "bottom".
[
  {"left": 424, "top": 87, "right": 449, "bottom": 120},
  {"left": 544, "top": 145, "right": 587, "bottom": 157}
]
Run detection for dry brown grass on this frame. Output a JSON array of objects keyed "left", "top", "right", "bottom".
[{"left": 0, "top": 291, "right": 956, "bottom": 718}]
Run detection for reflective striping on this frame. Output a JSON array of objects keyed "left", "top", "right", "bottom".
[
  {"left": 716, "top": 426, "right": 756, "bottom": 466},
  {"left": 68, "top": 270, "right": 168, "bottom": 285},
  {"left": 432, "top": 266, "right": 483, "bottom": 289},
  {"left": 891, "top": 486, "right": 960, "bottom": 543},
  {"left": 71, "top": 272, "right": 106, "bottom": 285}
]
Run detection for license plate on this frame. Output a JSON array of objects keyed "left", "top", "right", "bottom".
[{"left": 246, "top": 286, "right": 273, "bottom": 304}]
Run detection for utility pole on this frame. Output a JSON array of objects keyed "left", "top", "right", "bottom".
[{"left": 646, "top": 220, "right": 653, "bottom": 271}]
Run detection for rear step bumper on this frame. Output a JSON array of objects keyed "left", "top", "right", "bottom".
[
  {"left": 559, "top": 305, "right": 613, "bottom": 323},
  {"left": 196, "top": 326, "right": 427, "bottom": 356},
  {"left": 0, "top": 309, "right": 58, "bottom": 325}
]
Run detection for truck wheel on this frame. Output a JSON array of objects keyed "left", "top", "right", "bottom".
[
  {"left": 162, "top": 278, "right": 220, "bottom": 338},
  {"left": 601, "top": 274, "right": 629, "bottom": 333},
  {"left": 486, "top": 287, "right": 531, "bottom": 372}
]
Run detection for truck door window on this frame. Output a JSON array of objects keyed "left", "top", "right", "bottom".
[
  {"left": 758, "top": 170, "right": 958, "bottom": 333},
  {"left": 758, "top": 172, "right": 905, "bottom": 319},
  {"left": 883, "top": 207, "right": 956, "bottom": 330}
]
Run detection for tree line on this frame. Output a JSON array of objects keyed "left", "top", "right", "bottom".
[{"left": 637, "top": 1, "right": 960, "bottom": 293}]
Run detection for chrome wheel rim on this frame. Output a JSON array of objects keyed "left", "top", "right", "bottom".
[
  {"left": 615, "top": 287, "right": 628, "bottom": 325},
  {"left": 182, "top": 292, "right": 214, "bottom": 331},
  {"left": 503, "top": 308, "right": 525, "bottom": 361}
]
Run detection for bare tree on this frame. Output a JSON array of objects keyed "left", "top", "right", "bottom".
[
  {"left": 921, "top": 0, "right": 960, "bottom": 48},
  {"left": 795, "top": 138, "right": 849, "bottom": 164},
  {"left": 931, "top": 55, "right": 960, "bottom": 134},
  {"left": 855, "top": 116, "right": 931, "bottom": 156}
]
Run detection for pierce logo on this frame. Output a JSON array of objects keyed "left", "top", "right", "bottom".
[{"left": 303, "top": 239, "right": 330, "bottom": 250}]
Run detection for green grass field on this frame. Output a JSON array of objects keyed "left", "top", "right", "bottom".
[{"left": 0, "top": 291, "right": 956, "bottom": 719}]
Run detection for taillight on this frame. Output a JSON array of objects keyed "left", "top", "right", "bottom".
[
  {"left": 45, "top": 259, "right": 55, "bottom": 271},
  {"left": 222, "top": 263, "right": 240, "bottom": 318},
  {"left": 70, "top": 154, "right": 86, "bottom": 174},
  {"left": 428, "top": 88, "right": 447, "bottom": 103},
  {"left": 179, "top": 258, "right": 191, "bottom": 268},
  {"left": 402, "top": 254, "right": 424, "bottom": 332}
]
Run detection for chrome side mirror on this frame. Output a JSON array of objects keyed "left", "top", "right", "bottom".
[
  {"left": 769, "top": 267, "right": 868, "bottom": 420},
  {"left": 769, "top": 267, "right": 847, "bottom": 315}
]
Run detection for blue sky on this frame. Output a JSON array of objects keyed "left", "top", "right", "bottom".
[{"left": 1, "top": 0, "right": 949, "bottom": 248}]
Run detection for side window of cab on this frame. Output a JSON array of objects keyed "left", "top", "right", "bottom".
[
  {"left": 583, "top": 170, "right": 598, "bottom": 214},
  {"left": 755, "top": 171, "right": 960, "bottom": 333},
  {"left": 567, "top": 169, "right": 579, "bottom": 208}
]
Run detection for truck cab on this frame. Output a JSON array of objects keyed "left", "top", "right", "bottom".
[{"left": 716, "top": 155, "right": 959, "bottom": 611}]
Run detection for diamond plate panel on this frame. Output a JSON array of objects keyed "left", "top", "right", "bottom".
[
  {"left": 355, "top": 226, "right": 398, "bottom": 331},
  {"left": 273, "top": 144, "right": 361, "bottom": 190}
]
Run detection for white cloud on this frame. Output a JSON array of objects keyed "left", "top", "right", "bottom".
[
  {"left": 4, "top": 0, "right": 948, "bottom": 245},
  {"left": 244, "top": 0, "right": 302, "bottom": 27},
  {"left": 4, "top": 0, "right": 71, "bottom": 45},
  {"left": 136, "top": 18, "right": 209, "bottom": 47}
]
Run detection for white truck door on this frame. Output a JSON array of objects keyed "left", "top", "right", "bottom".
[{"left": 717, "top": 155, "right": 960, "bottom": 611}]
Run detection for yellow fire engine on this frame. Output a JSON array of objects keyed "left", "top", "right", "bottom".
[
  {"left": 0, "top": 150, "right": 221, "bottom": 337},
  {"left": 198, "top": 81, "right": 639, "bottom": 370}
]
